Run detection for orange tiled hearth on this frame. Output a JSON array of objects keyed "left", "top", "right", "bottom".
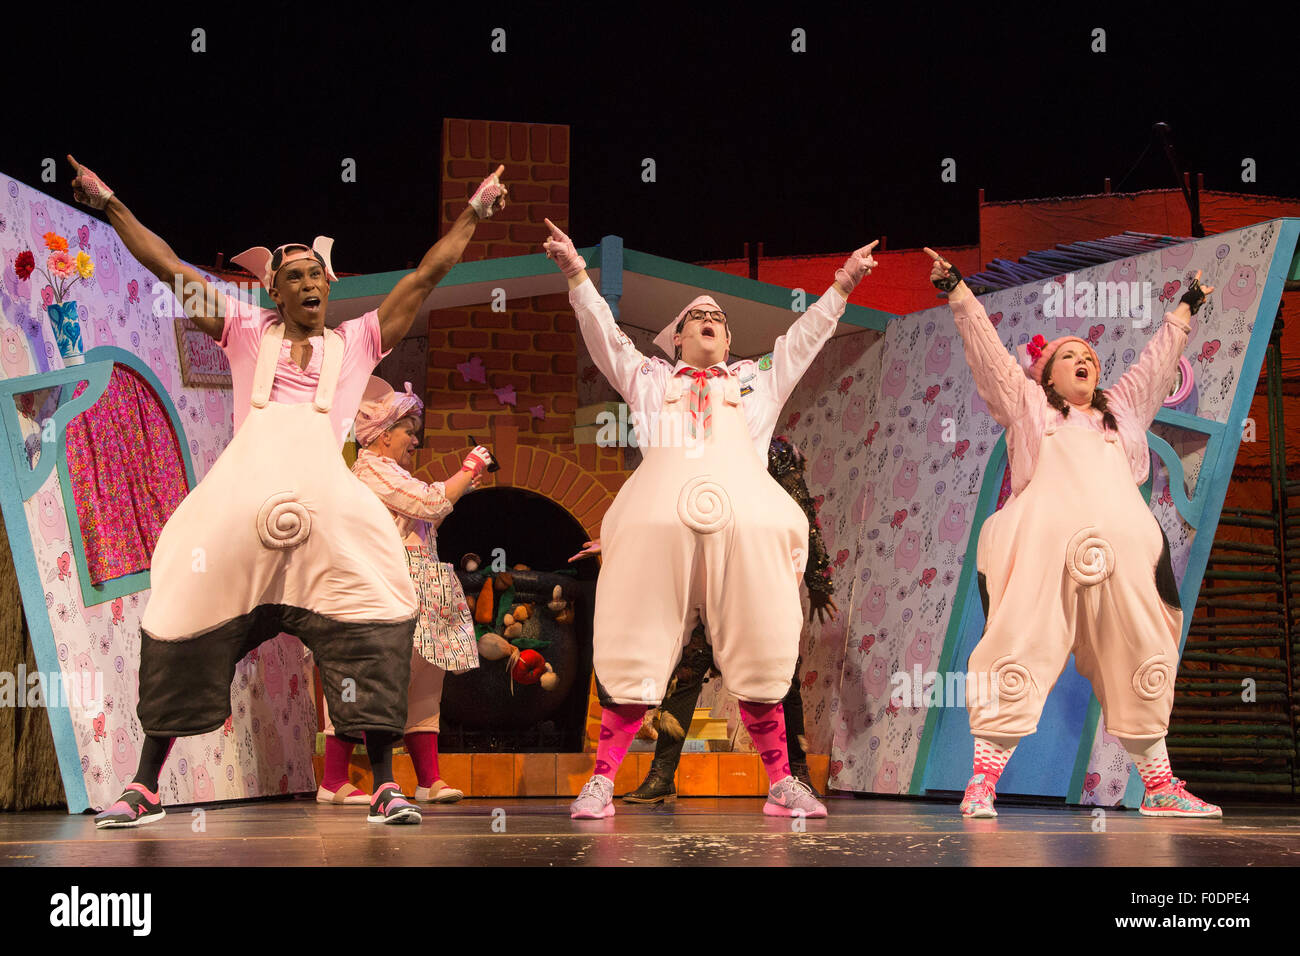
[{"left": 313, "top": 752, "right": 831, "bottom": 798}]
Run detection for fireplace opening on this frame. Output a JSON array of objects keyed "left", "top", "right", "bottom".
[{"left": 434, "top": 486, "right": 599, "bottom": 752}]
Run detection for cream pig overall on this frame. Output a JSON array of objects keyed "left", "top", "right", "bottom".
[
  {"left": 594, "top": 370, "right": 810, "bottom": 705},
  {"left": 971, "top": 417, "right": 1183, "bottom": 740},
  {"left": 138, "top": 322, "right": 417, "bottom": 738}
]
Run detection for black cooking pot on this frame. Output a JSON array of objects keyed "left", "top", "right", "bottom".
[{"left": 440, "top": 569, "right": 580, "bottom": 730}]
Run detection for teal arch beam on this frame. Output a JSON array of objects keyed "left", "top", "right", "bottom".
[
  {"left": 0, "top": 347, "right": 202, "bottom": 813},
  {"left": 599, "top": 235, "right": 624, "bottom": 319}
]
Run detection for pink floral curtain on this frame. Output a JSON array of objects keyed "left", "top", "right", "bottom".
[{"left": 66, "top": 365, "right": 190, "bottom": 585}]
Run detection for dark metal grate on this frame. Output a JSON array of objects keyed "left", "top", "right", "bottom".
[
  {"left": 1168, "top": 315, "right": 1298, "bottom": 796},
  {"left": 964, "top": 231, "right": 1192, "bottom": 293}
]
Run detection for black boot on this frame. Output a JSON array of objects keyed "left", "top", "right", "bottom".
[
  {"left": 623, "top": 757, "right": 678, "bottom": 803},
  {"left": 784, "top": 672, "right": 822, "bottom": 798},
  {"left": 623, "top": 675, "right": 702, "bottom": 804}
]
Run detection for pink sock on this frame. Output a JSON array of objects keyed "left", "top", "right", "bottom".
[
  {"left": 595, "top": 703, "right": 647, "bottom": 781},
  {"left": 405, "top": 732, "right": 439, "bottom": 789},
  {"left": 322, "top": 735, "right": 355, "bottom": 791},
  {"left": 972, "top": 736, "right": 1017, "bottom": 787},
  {"left": 1121, "top": 737, "right": 1174, "bottom": 791},
  {"left": 739, "top": 700, "right": 790, "bottom": 785}
]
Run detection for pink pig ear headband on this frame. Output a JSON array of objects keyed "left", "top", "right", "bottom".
[
  {"left": 652, "top": 295, "right": 731, "bottom": 358},
  {"left": 1017, "top": 334, "right": 1100, "bottom": 386},
  {"left": 230, "top": 236, "right": 338, "bottom": 290}
]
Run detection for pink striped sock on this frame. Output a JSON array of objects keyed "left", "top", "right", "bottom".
[
  {"left": 322, "top": 735, "right": 354, "bottom": 792},
  {"left": 595, "top": 704, "right": 647, "bottom": 781},
  {"left": 1121, "top": 737, "right": 1173, "bottom": 791},
  {"left": 972, "top": 736, "right": 1017, "bottom": 787},
  {"left": 739, "top": 700, "right": 790, "bottom": 785},
  {"left": 405, "top": 732, "right": 439, "bottom": 789}
]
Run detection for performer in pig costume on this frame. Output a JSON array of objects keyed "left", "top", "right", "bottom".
[
  {"left": 68, "top": 156, "right": 508, "bottom": 827},
  {"left": 569, "top": 436, "right": 840, "bottom": 805},
  {"left": 543, "top": 219, "right": 876, "bottom": 820},
  {"left": 926, "top": 248, "right": 1221, "bottom": 819}
]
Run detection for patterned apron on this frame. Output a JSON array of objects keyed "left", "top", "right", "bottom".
[{"left": 404, "top": 545, "right": 479, "bottom": 673}]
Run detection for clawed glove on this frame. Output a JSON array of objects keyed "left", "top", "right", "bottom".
[
  {"left": 1179, "top": 276, "right": 1207, "bottom": 315},
  {"left": 932, "top": 262, "right": 962, "bottom": 293}
]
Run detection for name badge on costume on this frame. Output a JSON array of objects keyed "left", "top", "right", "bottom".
[{"left": 739, "top": 369, "right": 756, "bottom": 397}]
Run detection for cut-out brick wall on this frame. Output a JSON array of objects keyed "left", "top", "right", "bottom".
[{"left": 413, "top": 118, "right": 629, "bottom": 527}]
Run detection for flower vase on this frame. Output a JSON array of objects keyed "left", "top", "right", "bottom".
[{"left": 46, "top": 299, "right": 85, "bottom": 365}]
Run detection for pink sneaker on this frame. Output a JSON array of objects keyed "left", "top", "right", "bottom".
[
  {"left": 1140, "top": 778, "right": 1222, "bottom": 818},
  {"left": 570, "top": 776, "right": 615, "bottom": 819},
  {"left": 367, "top": 782, "right": 422, "bottom": 825},
  {"left": 94, "top": 783, "right": 165, "bottom": 829},
  {"left": 960, "top": 773, "right": 997, "bottom": 818},
  {"left": 763, "top": 775, "right": 827, "bottom": 818}
]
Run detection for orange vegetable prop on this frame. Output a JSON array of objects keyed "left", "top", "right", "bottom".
[{"left": 474, "top": 579, "right": 495, "bottom": 623}]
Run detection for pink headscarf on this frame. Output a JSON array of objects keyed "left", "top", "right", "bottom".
[{"left": 354, "top": 377, "right": 424, "bottom": 447}]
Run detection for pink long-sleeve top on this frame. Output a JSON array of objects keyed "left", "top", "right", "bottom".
[
  {"left": 950, "top": 294, "right": 1190, "bottom": 495},
  {"left": 351, "top": 448, "right": 453, "bottom": 548}
]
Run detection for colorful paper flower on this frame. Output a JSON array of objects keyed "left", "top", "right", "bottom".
[
  {"left": 48, "top": 250, "right": 78, "bottom": 280},
  {"left": 75, "top": 250, "right": 94, "bottom": 279},
  {"left": 14, "top": 249, "right": 34, "bottom": 280},
  {"left": 44, "top": 232, "right": 68, "bottom": 252}
]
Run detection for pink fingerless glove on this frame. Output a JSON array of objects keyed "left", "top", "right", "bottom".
[
  {"left": 72, "top": 163, "right": 114, "bottom": 210},
  {"left": 835, "top": 244, "right": 877, "bottom": 293},
  {"left": 469, "top": 173, "right": 506, "bottom": 219},
  {"left": 542, "top": 224, "right": 586, "bottom": 278},
  {"left": 461, "top": 445, "right": 493, "bottom": 477}
]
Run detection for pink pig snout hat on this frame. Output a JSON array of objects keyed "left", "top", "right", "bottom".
[
  {"left": 652, "top": 295, "right": 729, "bottom": 358},
  {"left": 1017, "top": 333, "right": 1100, "bottom": 385},
  {"left": 231, "top": 236, "right": 339, "bottom": 290}
]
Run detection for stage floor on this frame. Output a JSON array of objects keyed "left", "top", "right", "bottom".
[{"left": 3, "top": 797, "right": 1298, "bottom": 866}]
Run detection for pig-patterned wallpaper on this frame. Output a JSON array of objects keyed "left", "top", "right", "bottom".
[
  {"left": 0, "top": 178, "right": 317, "bottom": 812},
  {"left": 776, "top": 223, "right": 1283, "bottom": 798}
]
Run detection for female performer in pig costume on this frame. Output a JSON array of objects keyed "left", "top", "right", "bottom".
[
  {"left": 926, "top": 248, "right": 1221, "bottom": 819},
  {"left": 542, "top": 219, "right": 877, "bottom": 820}
]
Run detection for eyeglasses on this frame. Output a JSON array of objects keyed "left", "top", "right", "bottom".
[{"left": 685, "top": 310, "right": 727, "bottom": 326}]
